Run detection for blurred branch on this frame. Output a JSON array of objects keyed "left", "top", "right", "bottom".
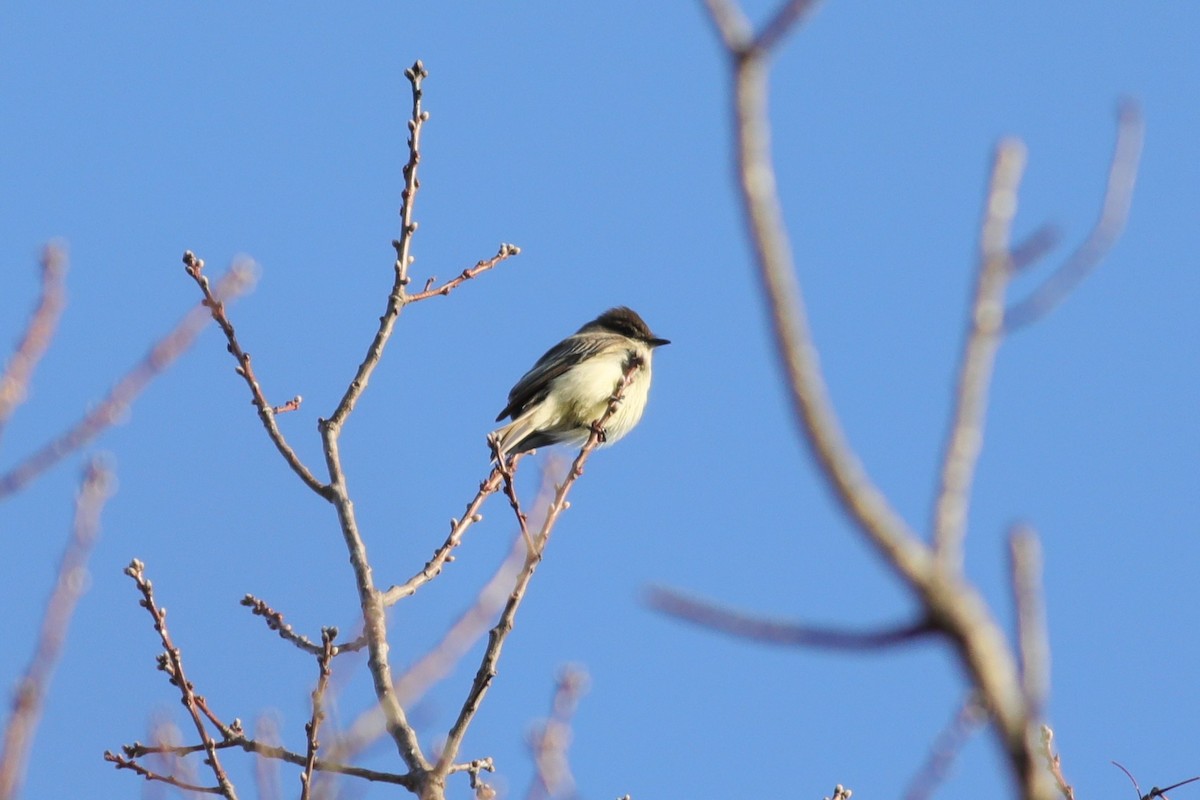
[
  {"left": 903, "top": 695, "right": 986, "bottom": 800},
  {"left": 693, "top": 3, "right": 1133, "bottom": 798},
  {"left": 432, "top": 358, "right": 645, "bottom": 780},
  {"left": 525, "top": 665, "right": 590, "bottom": 800},
  {"left": 0, "top": 262, "right": 253, "bottom": 501},
  {"left": 0, "top": 244, "right": 67, "bottom": 448},
  {"left": 645, "top": 587, "right": 934, "bottom": 649},
  {"left": 0, "top": 459, "right": 112, "bottom": 800},
  {"left": 707, "top": 0, "right": 935, "bottom": 593},
  {"left": 182, "top": 251, "right": 326, "bottom": 496},
  {"left": 121, "top": 559, "right": 240, "bottom": 800},
  {"left": 932, "top": 139, "right": 1026, "bottom": 567},
  {"left": 1010, "top": 526, "right": 1049, "bottom": 712},
  {"left": 1006, "top": 101, "right": 1145, "bottom": 330}
]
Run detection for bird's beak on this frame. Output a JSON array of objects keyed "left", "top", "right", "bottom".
[{"left": 649, "top": 337, "right": 671, "bottom": 348}]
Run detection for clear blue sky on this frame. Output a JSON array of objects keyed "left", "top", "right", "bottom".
[{"left": 2, "top": 3, "right": 1197, "bottom": 799}]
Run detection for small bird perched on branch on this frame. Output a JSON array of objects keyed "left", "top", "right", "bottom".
[{"left": 490, "top": 307, "right": 669, "bottom": 458}]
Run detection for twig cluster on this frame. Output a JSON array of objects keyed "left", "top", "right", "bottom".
[{"left": 104, "top": 58, "right": 637, "bottom": 800}]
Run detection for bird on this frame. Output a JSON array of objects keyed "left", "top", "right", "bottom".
[{"left": 490, "top": 307, "right": 669, "bottom": 458}]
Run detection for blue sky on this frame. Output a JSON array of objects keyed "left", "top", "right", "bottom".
[{"left": 2, "top": 3, "right": 1197, "bottom": 799}]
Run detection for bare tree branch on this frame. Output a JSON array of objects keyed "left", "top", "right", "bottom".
[
  {"left": 932, "top": 139, "right": 1027, "bottom": 567},
  {"left": 406, "top": 244, "right": 521, "bottom": 303},
  {"left": 182, "top": 251, "right": 326, "bottom": 496},
  {"left": 1006, "top": 101, "right": 1145, "bottom": 330},
  {"left": 0, "top": 244, "right": 67, "bottom": 447},
  {"left": 123, "top": 559, "right": 240, "bottom": 800},
  {"left": 300, "top": 629, "right": 336, "bottom": 800},
  {"left": 0, "top": 263, "right": 253, "bottom": 500},
  {"left": 326, "top": 461, "right": 565, "bottom": 785},
  {"left": 0, "top": 459, "right": 112, "bottom": 799},
  {"left": 380, "top": 465, "right": 508, "bottom": 606},
  {"left": 903, "top": 695, "right": 986, "bottom": 800},
  {"left": 326, "top": 60, "right": 429, "bottom": 431}
]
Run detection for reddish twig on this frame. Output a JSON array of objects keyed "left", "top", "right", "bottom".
[
  {"left": 493, "top": 439, "right": 535, "bottom": 551},
  {"left": 123, "top": 559, "right": 239, "bottom": 800},
  {"left": 240, "top": 594, "right": 366, "bottom": 655},
  {"left": 405, "top": 244, "right": 521, "bottom": 303},
  {"left": 183, "top": 251, "right": 326, "bottom": 496},
  {"left": 300, "top": 629, "right": 336, "bottom": 800},
  {"left": 0, "top": 263, "right": 252, "bottom": 500},
  {"left": 324, "top": 60, "right": 430, "bottom": 431},
  {"left": 0, "top": 244, "right": 67, "bottom": 446},
  {"left": 433, "top": 358, "right": 644, "bottom": 779},
  {"left": 104, "top": 750, "right": 223, "bottom": 794},
  {"left": 380, "top": 465, "right": 507, "bottom": 606},
  {"left": 0, "top": 459, "right": 112, "bottom": 797}
]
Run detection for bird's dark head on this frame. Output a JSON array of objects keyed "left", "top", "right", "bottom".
[{"left": 586, "top": 307, "right": 670, "bottom": 348}]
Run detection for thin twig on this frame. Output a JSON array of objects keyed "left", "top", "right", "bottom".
[
  {"left": 903, "top": 695, "right": 986, "bottom": 800},
  {"left": 121, "top": 736, "right": 417, "bottom": 788},
  {"left": 1006, "top": 101, "right": 1145, "bottom": 330},
  {"left": 325, "top": 60, "right": 429, "bottom": 430},
  {"left": 240, "top": 594, "right": 367, "bottom": 655},
  {"left": 380, "top": 465, "right": 507, "bottom": 606},
  {"left": 646, "top": 587, "right": 935, "bottom": 649},
  {"left": 1010, "top": 525, "right": 1048, "bottom": 713},
  {"left": 104, "top": 750, "right": 223, "bottom": 794},
  {"left": 0, "top": 459, "right": 112, "bottom": 798},
  {"left": 495, "top": 443, "right": 535, "bottom": 551},
  {"left": 0, "top": 263, "right": 253, "bottom": 501},
  {"left": 0, "top": 244, "right": 67, "bottom": 447},
  {"left": 300, "top": 629, "right": 336, "bottom": 800},
  {"left": 434, "top": 358, "right": 644, "bottom": 778},
  {"left": 1042, "top": 727, "right": 1075, "bottom": 800},
  {"left": 123, "top": 559, "right": 239, "bottom": 800},
  {"left": 404, "top": 244, "right": 521, "bottom": 303},
  {"left": 183, "top": 251, "right": 326, "bottom": 496},
  {"left": 932, "top": 139, "right": 1027, "bottom": 568}
]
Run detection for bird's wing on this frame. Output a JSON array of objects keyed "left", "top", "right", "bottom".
[{"left": 494, "top": 332, "right": 623, "bottom": 421}]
